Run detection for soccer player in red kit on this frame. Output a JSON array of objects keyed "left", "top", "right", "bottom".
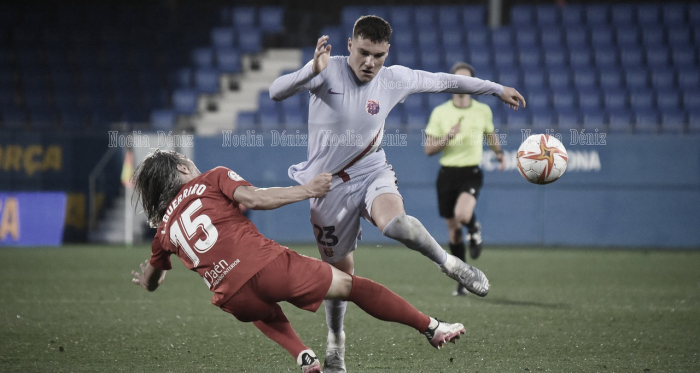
[{"left": 130, "top": 149, "right": 468, "bottom": 373}]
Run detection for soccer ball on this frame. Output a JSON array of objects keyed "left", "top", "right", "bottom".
[{"left": 516, "top": 134, "right": 568, "bottom": 184}]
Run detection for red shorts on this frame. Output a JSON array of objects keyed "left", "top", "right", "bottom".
[{"left": 219, "top": 249, "right": 333, "bottom": 322}]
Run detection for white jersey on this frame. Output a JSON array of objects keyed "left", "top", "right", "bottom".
[{"left": 269, "top": 56, "right": 504, "bottom": 188}]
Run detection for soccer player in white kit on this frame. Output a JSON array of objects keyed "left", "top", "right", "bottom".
[{"left": 269, "top": 16, "right": 526, "bottom": 372}]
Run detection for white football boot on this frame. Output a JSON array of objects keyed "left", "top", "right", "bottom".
[
  {"left": 324, "top": 330, "right": 346, "bottom": 373},
  {"left": 423, "top": 318, "right": 466, "bottom": 350},
  {"left": 440, "top": 254, "right": 490, "bottom": 296},
  {"left": 297, "top": 349, "right": 322, "bottom": 373}
]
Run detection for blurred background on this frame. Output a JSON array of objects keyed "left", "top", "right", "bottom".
[{"left": 0, "top": 0, "right": 698, "bottom": 249}]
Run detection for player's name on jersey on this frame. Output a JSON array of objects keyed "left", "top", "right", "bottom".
[
  {"left": 161, "top": 183, "right": 207, "bottom": 224},
  {"left": 108, "top": 131, "right": 194, "bottom": 148}
]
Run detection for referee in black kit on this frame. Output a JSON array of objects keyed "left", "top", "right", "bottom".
[{"left": 423, "top": 62, "right": 505, "bottom": 296}]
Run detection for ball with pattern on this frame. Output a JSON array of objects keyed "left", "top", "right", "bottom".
[{"left": 516, "top": 134, "right": 568, "bottom": 185}]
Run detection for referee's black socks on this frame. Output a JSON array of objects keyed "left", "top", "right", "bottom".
[
  {"left": 449, "top": 242, "right": 466, "bottom": 262},
  {"left": 465, "top": 214, "right": 479, "bottom": 234}
]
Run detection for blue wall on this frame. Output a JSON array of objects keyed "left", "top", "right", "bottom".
[{"left": 195, "top": 133, "right": 700, "bottom": 248}]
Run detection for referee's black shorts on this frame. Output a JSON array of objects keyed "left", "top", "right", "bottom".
[{"left": 436, "top": 165, "right": 483, "bottom": 219}]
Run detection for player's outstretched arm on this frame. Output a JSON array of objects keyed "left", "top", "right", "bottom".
[
  {"left": 131, "top": 260, "right": 167, "bottom": 292},
  {"left": 233, "top": 172, "right": 332, "bottom": 210},
  {"left": 269, "top": 36, "right": 329, "bottom": 101}
]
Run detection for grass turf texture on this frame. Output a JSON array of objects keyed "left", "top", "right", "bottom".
[{"left": 0, "top": 245, "right": 698, "bottom": 372}]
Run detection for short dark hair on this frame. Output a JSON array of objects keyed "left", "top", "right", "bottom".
[
  {"left": 450, "top": 62, "right": 476, "bottom": 77},
  {"left": 133, "top": 149, "right": 189, "bottom": 228},
  {"left": 353, "top": 15, "right": 392, "bottom": 43}
]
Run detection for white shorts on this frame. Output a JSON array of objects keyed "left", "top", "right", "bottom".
[{"left": 309, "top": 164, "right": 402, "bottom": 263}]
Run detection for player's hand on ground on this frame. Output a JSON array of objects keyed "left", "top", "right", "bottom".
[
  {"left": 306, "top": 172, "right": 332, "bottom": 198},
  {"left": 499, "top": 86, "right": 526, "bottom": 111},
  {"left": 312, "top": 35, "right": 331, "bottom": 74}
]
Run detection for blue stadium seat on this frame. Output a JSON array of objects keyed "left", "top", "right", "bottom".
[
  {"left": 419, "top": 52, "right": 442, "bottom": 72},
  {"left": 392, "top": 31, "right": 415, "bottom": 50},
  {"left": 174, "top": 68, "right": 192, "bottom": 88},
  {"left": 590, "top": 28, "right": 614, "bottom": 47},
  {"left": 403, "top": 95, "right": 426, "bottom": 111},
  {"left": 462, "top": 5, "right": 486, "bottom": 26},
  {"left": 511, "top": 5, "right": 534, "bottom": 26},
  {"left": 497, "top": 70, "right": 521, "bottom": 87},
  {"left": 300, "top": 47, "right": 315, "bottom": 65},
  {"left": 150, "top": 109, "right": 175, "bottom": 130},
  {"left": 552, "top": 92, "right": 575, "bottom": 112},
  {"left": 585, "top": 5, "right": 609, "bottom": 25},
  {"left": 557, "top": 111, "right": 581, "bottom": 130},
  {"left": 688, "top": 111, "right": 700, "bottom": 134},
  {"left": 535, "top": 6, "right": 559, "bottom": 26},
  {"left": 406, "top": 110, "right": 429, "bottom": 133},
  {"left": 194, "top": 68, "right": 220, "bottom": 94},
  {"left": 666, "top": 27, "right": 691, "bottom": 47},
  {"left": 677, "top": 69, "right": 700, "bottom": 90},
  {"left": 660, "top": 112, "right": 685, "bottom": 133},
  {"left": 320, "top": 26, "right": 342, "bottom": 46},
  {"left": 610, "top": 4, "right": 635, "bottom": 25},
  {"left": 238, "top": 30, "right": 262, "bottom": 54},
  {"left": 172, "top": 89, "right": 199, "bottom": 115},
  {"left": 283, "top": 108, "right": 306, "bottom": 131},
  {"left": 634, "top": 110, "right": 659, "bottom": 133},
  {"left": 656, "top": 90, "right": 681, "bottom": 112},
  {"left": 645, "top": 49, "right": 669, "bottom": 68},
  {"left": 385, "top": 108, "right": 405, "bottom": 130},
  {"left": 468, "top": 49, "right": 491, "bottom": 71},
  {"left": 544, "top": 48, "right": 566, "bottom": 68},
  {"left": 651, "top": 70, "right": 675, "bottom": 90},
  {"left": 1, "top": 108, "right": 28, "bottom": 130},
  {"left": 515, "top": 28, "right": 538, "bottom": 48},
  {"left": 438, "top": 6, "right": 461, "bottom": 28},
  {"left": 259, "top": 7, "right": 284, "bottom": 33},
  {"left": 682, "top": 92, "right": 700, "bottom": 112},
  {"left": 642, "top": 27, "right": 665, "bottom": 47},
  {"left": 582, "top": 113, "right": 606, "bottom": 131},
  {"left": 560, "top": 5, "right": 584, "bottom": 25},
  {"left": 491, "top": 28, "right": 513, "bottom": 49},
  {"left": 258, "top": 91, "right": 279, "bottom": 112},
  {"left": 216, "top": 48, "right": 242, "bottom": 73},
  {"left": 192, "top": 48, "right": 214, "bottom": 68},
  {"left": 593, "top": 47, "right": 618, "bottom": 68},
  {"left": 494, "top": 50, "right": 516, "bottom": 69},
  {"left": 577, "top": 89, "right": 601, "bottom": 115},
  {"left": 607, "top": 110, "right": 633, "bottom": 133},
  {"left": 441, "top": 30, "right": 463, "bottom": 50},
  {"left": 615, "top": 28, "right": 639, "bottom": 47},
  {"left": 540, "top": 29, "right": 563, "bottom": 48},
  {"left": 532, "top": 110, "right": 555, "bottom": 130},
  {"left": 629, "top": 90, "right": 654, "bottom": 111},
  {"left": 366, "top": 6, "right": 389, "bottom": 20},
  {"left": 281, "top": 94, "right": 302, "bottom": 112},
  {"left": 671, "top": 48, "right": 697, "bottom": 69},
  {"left": 236, "top": 111, "right": 257, "bottom": 132},
  {"left": 232, "top": 7, "right": 256, "bottom": 29},
  {"left": 396, "top": 50, "right": 418, "bottom": 69},
  {"left": 414, "top": 6, "right": 437, "bottom": 26},
  {"left": 548, "top": 70, "right": 570, "bottom": 90},
  {"left": 417, "top": 30, "right": 439, "bottom": 48},
  {"left": 505, "top": 111, "right": 529, "bottom": 132},
  {"left": 663, "top": 4, "right": 687, "bottom": 25},
  {"left": 29, "top": 109, "right": 57, "bottom": 131},
  {"left": 443, "top": 50, "right": 465, "bottom": 67},
  {"left": 259, "top": 110, "right": 282, "bottom": 131},
  {"left": 519, "top": 50, "right": 542, "bottom": 69},
  {"left": 564, "top": 27, "right": 587, "bottom": 48},
  {"left": 522, "top": 70, "right": 546, "bottom": 90},
  {"left": 342, "top": 6, "right": 365, "bottom": 28},
  {"left": 573, "top": 70, "right": 597, "bottom": 90},
  {"left": 624, "top": 69, "right": 648, "bottom": 89},
  {"left": 427, "top": 93, "right": 450, "bottom": 109},
  {"left": 475, "top": 67, "right": 495, "bottom": 82},
  {"left": 637, "top": 4, "right": 661, "bottom": 25},
  {"left": 465, "top": 27, "right": 489, "bottom": 49},
  {"left": 526, "top": 89, "right": 551, "bottom": 112},
  {"left": 598, "top": 70, "right": 623, "bottom": 90},
  {"left": 211, "top": 27, "right": 236, "bottom": 48},
  {"left": 389, "top": 6, "right": 413, "bottom": 28},
  {"left": 59, "top": 109, "right": 89, "bottom": 131},
  {"left": 569, "top": 50, "right": 592, "bottom": 69},
  {"left": 603, "top": 89, "right": 628, "bottom": 111}
]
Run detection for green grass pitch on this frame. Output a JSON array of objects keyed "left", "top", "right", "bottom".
[{"left": 1, "top": 245, "right": 698, "bottom": 372}]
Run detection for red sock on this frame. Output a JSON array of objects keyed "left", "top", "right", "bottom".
[
  {"left": 253, "top": 304, "right": 308, "bottom": 359},
  {"left": 347, "top": 275, "right": 431, "bottom": 333}
]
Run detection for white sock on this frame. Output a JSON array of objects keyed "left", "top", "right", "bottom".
[
  {"left": 428, "top": 317, "right": 439, "bottom": 330},
  {"left": 325, "top": 299, "right": 347, "bottom": 337},
  {"left": 382, "top": 213, "right": 448, "bottom": 265}
]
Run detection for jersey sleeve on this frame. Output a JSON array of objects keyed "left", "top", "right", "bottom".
[
  {"left": 269, "top": 61, "right": 325, "bottom": 101},
  {"left": 386, "top": 66, "right": 504, "bottom": 101},
  {"left": 424, "top": 106, "right": 445, "bottom": 138},
  {"left": 149, "top": 235, "right": 173, "bottom": 270},
  {"left": 211, "top": 166, "right": 253, "bottom": 201}
]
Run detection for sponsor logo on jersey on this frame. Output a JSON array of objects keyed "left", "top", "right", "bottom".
[
  {"left": 327, "top": 88, "right": 344, "bottom": 95},
  {"left": 323, "top": 247, "right": 335, "bottom": 257},
  {"left": 203, "top": 258, "right": 241, "bottom": 289},
  {"left": 228, "top": 170, "right": 243, "bottom": 181},
  {"left": 366, "top": 99, "right": 380, "bottom": 115}
]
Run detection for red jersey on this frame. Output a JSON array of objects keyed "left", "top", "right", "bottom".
[{"left": 149, "top": 166, "right": 286, "bottom": 306}]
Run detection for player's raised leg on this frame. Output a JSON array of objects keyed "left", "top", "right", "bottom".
[
  {"left": 371, "top": 192, "right": 490, "bottom": 296},
  {"left": 326, "top": 265, "right": 466, "bottom": 350}
]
